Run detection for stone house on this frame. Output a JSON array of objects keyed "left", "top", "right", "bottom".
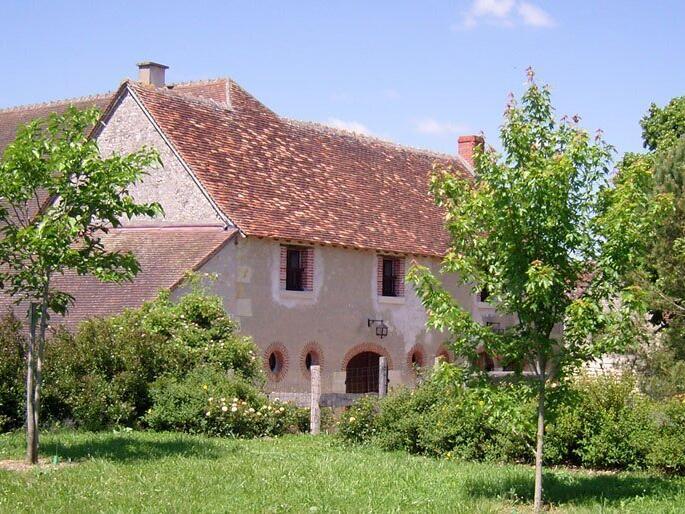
[{"left": 0, "top": 63, "right": 508, "bottom": 401}]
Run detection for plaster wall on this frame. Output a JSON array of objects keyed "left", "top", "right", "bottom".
[{"left": 176, "top": 236, "right": 485, "bottom": 394}]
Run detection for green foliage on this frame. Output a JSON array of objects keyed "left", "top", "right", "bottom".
[
  {"left": 647, "top": 399, "right": 685, "bottom": 474},
  {"left": 545, "top": 375, "right": 655, "bottom": 470},
  {"left": 637, "top": 346, "right": 685, "bottom": 399},
  {"left": 646, "top": 137, "right": 685, "bottom": 367},
  {"left": 36, "top": 290, "right": 262, "bottom": 430},
  {"left": 144, "top": 364, "right": 295, "bottom": 437},
  {"left": 339, "top": 371, "right": 685, "bottom": 474},
  {"left": 337, "top": 395, "right": 380, "bottom": 444},
  {"left": 0, "top": 106, "right": 163, "bottom": 313},
  {"left": 338, "top": 371, "right": 536, "bottom": 463},
  {"left": 640, "top": 96, "right": 685, "bottom": 152},
  {"left": 0, "top": 312, "right": 24, "bottom": 432},
  {"left": 409, "top": 71, "right": 665, "bottom": 385}
]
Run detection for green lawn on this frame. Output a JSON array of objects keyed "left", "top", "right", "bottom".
[{"left": 1, "top": 431, "right": 684, "bottom": 513}]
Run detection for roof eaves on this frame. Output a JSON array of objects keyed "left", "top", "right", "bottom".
[{"left": 168, "top": 228, "right": 239, "bottom": 291}]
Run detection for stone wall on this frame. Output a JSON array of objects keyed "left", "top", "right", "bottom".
[{"left": 95, "top": 90, "right": 224, "bottom": 227}]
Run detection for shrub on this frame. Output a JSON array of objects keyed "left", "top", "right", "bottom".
[
  {"left": 38, "top": 290, "right": 264, "bottom": 430},
  {"left": 145, "top": 364, "right": 263, "bottom": 434},
  {"left": 338, "top": 368, "right": 685, "bottom": 473},
  {"left": 337, "top": 395, "right": 379, "bottom": 444},
  {"left": 338, "top": 372, "right": 535, "bottom": 463},
  {"left": 546, "top": 374, "right": 656, "bottom": 470},
  {"left": 0, "top": 312, "right": 24, "bottom": 432},
  {"left": 647, "top": 398, "right": 685, "bottom": 474},
  {"left": 146, "top": 363, "right": 308, "bottom": 438}
]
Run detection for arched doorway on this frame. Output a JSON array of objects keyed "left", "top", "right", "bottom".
[{"left": 345, "top": 351, "right": 380, "bottom": 393}]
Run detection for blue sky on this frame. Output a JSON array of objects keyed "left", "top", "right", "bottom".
[{"left": 2, "top": 1, "right": 683, "bottom": 159}]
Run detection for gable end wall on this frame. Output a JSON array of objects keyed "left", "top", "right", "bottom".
[{"left": 96, "top": 91, "right": 224, "bottom": 226}]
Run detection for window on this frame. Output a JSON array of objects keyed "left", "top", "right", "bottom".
[
  {"left": 280, "top": 246, "right": 313, "bottom": 292},
  {"left": 305, "top": 351, "right": 319, "bottom": 371},
  {"left": 479, "top": 288, "right": 490, "bottom": 303},
  {"left": 264, "top": 343, "right": 288, "bottom": 382},
  {"left": 286, "top": 247, "right": 304, "bottom": 291},
  {"left": 268, "top": 352, "right": 282, "bottom": 373},
  {"left": 378, "top": 256, "right": 405, "bottom": 297}
]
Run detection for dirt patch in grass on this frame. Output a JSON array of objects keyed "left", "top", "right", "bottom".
[{"left": 0, "top": 458, "right": 74, "bottom": 472}]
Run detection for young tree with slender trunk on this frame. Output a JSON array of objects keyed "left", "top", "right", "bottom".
[
  {"left": 409, "top": 70, "right": 670, "bottom": 512},
  {"left": 0, "top": 107, "right": 162, "bottom": 464}
]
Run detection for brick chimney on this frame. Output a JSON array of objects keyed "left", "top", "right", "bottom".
[
  {"left": 458, "top": 135, "right": 484, "bottom": 167},
  {"left": 137, "top": 61, "right": 168, "bottom": 87}
]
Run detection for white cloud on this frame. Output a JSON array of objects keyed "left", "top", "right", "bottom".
[
  {"left": 325, "top": 118, "right": 372, "bottom": 136},
  {"left": 517, "top": 2, "right": 556, "bottom": 27},
  {"left": 415, "top": 118, "right": 469, "bottom": 136},
  {"left": 458, "top": 0, "right": 555, "bottom": 29}
]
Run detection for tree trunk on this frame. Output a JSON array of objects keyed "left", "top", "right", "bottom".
[
  {"left": 34, "top": 286, "right": 50, "bottom": 453},
  {"left": 533, "top": 358, "right": 546, "bottom": 513},
  {"left": 25, "top": 303, "right": 38, "bottom": 464}
]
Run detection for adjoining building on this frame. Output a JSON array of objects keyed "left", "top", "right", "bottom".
[{"left": 0, "top": 63, "right": 509, "bottom": 402}]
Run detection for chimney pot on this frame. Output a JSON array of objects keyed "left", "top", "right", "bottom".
[
  {"left": 458, "top": 135, "right": 484, "bottom": 168},
  {"left": 137, "top": 61, "right": 169, "bottom": 87}
]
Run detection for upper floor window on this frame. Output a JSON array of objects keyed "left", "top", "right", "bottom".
[
  {"left": 280, "top": 245, "right": 313, "bottom": 292},
  {"left": 479, "top": 287, "right": 490, "bottom": 303},
  {"left": 377, "top": 255, "right": 405, "bottom": 297}
]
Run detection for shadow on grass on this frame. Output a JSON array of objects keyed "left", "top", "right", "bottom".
[
  {"left": 464, "top": 469, "right": 684, "bottom": 507},
  {"left": 40, "top": 433, "right": 233, "bottom": 463}
]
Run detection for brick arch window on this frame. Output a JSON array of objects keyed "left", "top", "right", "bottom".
[
  {"left": 377, "top": 255, "right": 405, "bottom": 297},
  {"left": 341, "top": 343, "right": 392, "bottom": 371},
  {"left": 406, "top": 344, "right": 426, "bottom": 371},
  {"left": 436, "top": 345, "right": 452, "bottom": 363},
  {"left": 264, "top": 343, "right": 289, "bottom": 382},
  {"left": 280, "top": 245, "right": 313, "bottom": 291},
  {"left": 300, "top": 342, "right": 324, "bottom": 377}
]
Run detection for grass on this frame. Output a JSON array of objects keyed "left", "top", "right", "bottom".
[{"left": 1, "top": 431, "right": 684, "bottom": 513}]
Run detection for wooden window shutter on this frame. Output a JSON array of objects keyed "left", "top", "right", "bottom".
[
  {"left": 279, "top": 245, "right": 287, "bottom": 290},
  {"left": 303, "top": 247, "right": 314, "bottom": 291}
]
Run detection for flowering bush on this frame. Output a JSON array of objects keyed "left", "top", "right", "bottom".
[
  {"left": 336, "top": 396, "right": 379, "bottom": 444},
  {"left": 204, "top": 397, "right": 308, "bottom": 438},
  {"left": 145, "top": 364, "right": 307, "bottom": 437}
]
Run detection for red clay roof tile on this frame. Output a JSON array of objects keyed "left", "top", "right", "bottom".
[{"left": 128, "top": 79, "right": 466, "bottom": 256}]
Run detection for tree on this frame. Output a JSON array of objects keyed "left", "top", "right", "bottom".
[
  {"left": 0, "top": 107, "right": 162, "bottom": 464},
  {"left": 628, "top": 98, "right": 685, "bottom": 398},
  {"left": 640, "top": 96, "right": 685, "bottom": 152},
  {"left": 408, "top": 70, "right": 670, "bottom": 511}
]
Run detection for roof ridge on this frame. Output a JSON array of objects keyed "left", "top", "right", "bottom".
[
  {"left": 166, "top": 76, "right": 229, "bottom": 88},
  {"left": 129, "top": 81, "right": 230, "bottom": 112},
  {"left": 0, "top": 91, "right": 113, "bottom": 114},
  {"left": 285, "top": 118, "right": 463, "bottom": 164}
]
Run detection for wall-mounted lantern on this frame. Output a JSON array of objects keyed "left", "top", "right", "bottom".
[{"left": 368, "top": 318, "right": 389, "bottom": 339}]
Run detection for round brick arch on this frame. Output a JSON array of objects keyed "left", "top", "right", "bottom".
[
  {"left": 263, "top": 342, "right": 289, "bottom": 383},
  {"left": 406, "top": 344, "right": 426, "bottom": 370},
  {"left": 341, "top": 343, "right": 393, "bottom": 371},
  {"left": 300, "top": 342, "right": 324, "bottom": 377},
  {"left": 436, "top": 344, "right": 453, "bottom": 363}
]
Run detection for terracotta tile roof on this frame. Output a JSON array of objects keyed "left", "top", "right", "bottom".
[
  {"left": 0, "top": 226, "right": 236, "bottom": 330},
  {"left": 128, "top": 79, "right": 467, "bottom": 256},
  {"left": 1, "top": 76, "right": 467, "bottom": 257},
  {"left": 0, "top": 80, "right": 234, "bottom": 155},
  {"left": 0, "top": 94, "right": 113, "bottom": 155}
]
